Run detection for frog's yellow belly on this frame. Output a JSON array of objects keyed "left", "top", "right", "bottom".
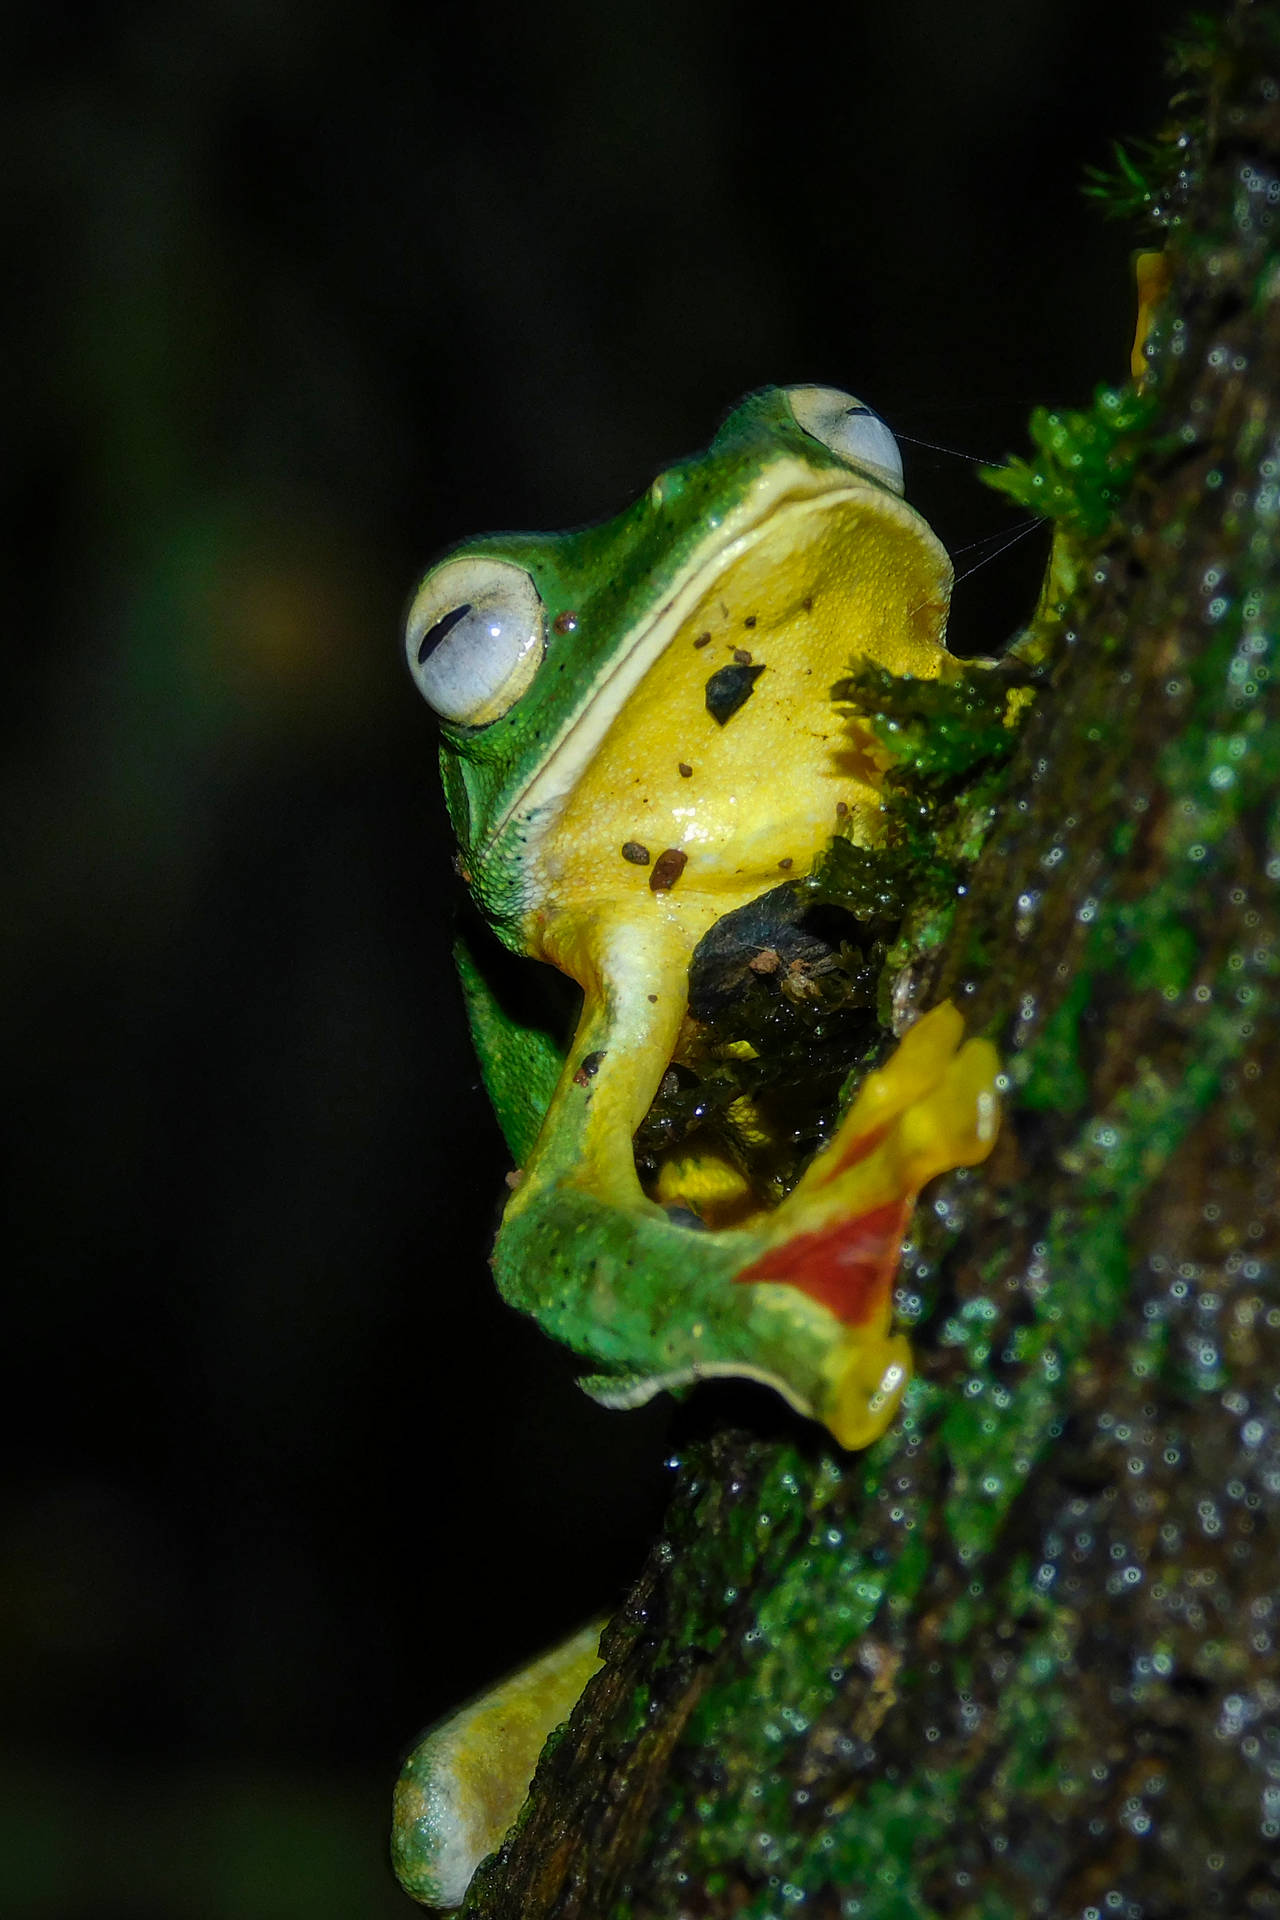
[{"left": 527, "top": 492, "right": 949, "bottom": 947}]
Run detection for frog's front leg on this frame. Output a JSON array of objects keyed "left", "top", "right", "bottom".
[{"left": 495, "top": 907, "right": 998, "bottom": 1450}]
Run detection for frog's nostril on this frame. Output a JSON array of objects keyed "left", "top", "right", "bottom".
[{"left": 649, "top": 468, "right": 687, "bottom": 509}]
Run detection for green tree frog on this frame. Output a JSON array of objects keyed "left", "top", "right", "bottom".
[{"left": 404, "top": 386, "right": 998, "bottom": 1453}]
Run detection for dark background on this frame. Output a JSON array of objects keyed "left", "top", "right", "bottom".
[{"left": 4, "top": 3, "right": 1185, "bottom": 1914}]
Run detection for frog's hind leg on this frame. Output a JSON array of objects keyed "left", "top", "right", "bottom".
[{"left": 733, "top": 1003, "right": 1000, "bottom": 1445}]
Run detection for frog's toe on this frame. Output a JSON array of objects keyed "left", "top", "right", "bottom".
[
  {"left": 819, "top": 1329, "right": 912, "bottom": 1451},
  {"left": 722, "top": 1003, "right": 1000, "bottom": 1449},
  {"left": 734, "top": 1004, "right": 999, "bottom": 1325}
]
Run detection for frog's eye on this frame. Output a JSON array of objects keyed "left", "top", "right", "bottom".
[
  {"left": 405, "top": 557, "right": 546, "bottom": 727},
  {"left": 785, "top": 386, "right": 905, "bottom": 496}
]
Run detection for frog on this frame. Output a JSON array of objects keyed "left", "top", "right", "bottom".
[
  {"left": 393, "top": 386, "right": 1004, "bottom": 1907},
  {"left": 403, "top": 385, "right": 1000, "bottom": 1455}
]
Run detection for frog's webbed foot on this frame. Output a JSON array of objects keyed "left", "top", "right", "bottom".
[
  {"left": 393, "top": 1622, "right": 604, "bottom": 1909},
  {"left": 730, "top": 1001, "right": 999, "bottom": 1445}
]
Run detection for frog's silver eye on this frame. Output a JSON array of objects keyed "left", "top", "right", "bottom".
[
  {"left": 405, "top": 557, "right": 546, "bottom": 727},
  {"left": 786, "top": 386, "right": 905, "bottom": 496}
]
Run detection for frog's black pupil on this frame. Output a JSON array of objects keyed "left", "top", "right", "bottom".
[
  {"left": 417, "top": 602, "right": 472, "bottom": 667},
  {"left": 843, "top": 405, "right": 870, "bottom": 417}
]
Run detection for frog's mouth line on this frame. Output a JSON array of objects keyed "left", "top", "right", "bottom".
[{"left": 476, "top": 464, "right": 951, "bottom": 878}]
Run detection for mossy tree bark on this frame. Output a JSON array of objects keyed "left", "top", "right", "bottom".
[{"left": 465, "top": 8, "right": 1280, "bottom": 1915}]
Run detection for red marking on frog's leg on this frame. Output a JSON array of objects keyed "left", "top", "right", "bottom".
[
  {"left": 735, "top": 1198, "right": 910, "bottom": 1326},
  {"left": 811, "top": 1118, "right": 893, "bottom": 1188}
]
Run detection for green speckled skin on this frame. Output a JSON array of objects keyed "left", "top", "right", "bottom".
[{"left": 460, "top": 11, "right": 1280, "bottom": 1916}]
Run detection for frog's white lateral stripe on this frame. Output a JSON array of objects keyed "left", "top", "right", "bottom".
[
  {"left": 476, "top": 464, "right": 950, "bottom": 886},
  {"left": 579, "top": 1359, "right": 819, "bottom": 1420}
]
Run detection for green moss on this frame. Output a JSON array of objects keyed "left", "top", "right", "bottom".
[
  {"left": 1013, "top": 974, "right": 1090, "bottom": 1116},
  {"left": 983, "top": 383, "right": 1160, "bottom": 539},
  {"left": 1083, "top": 136, "right": 1196, "bottom": 229},
  {"left": 829, "top": 663, "right": 1025, "bottom": 784},
  {"left": 1080, "top": 14, "right": 1226, "bottom": 232},
  {"left": 810, "top": 663, "right": 1034, "bottom": 1016}
]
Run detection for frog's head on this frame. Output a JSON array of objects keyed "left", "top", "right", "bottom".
[{"left": 404, "top": 386, "right": 952, "bottom": 974}]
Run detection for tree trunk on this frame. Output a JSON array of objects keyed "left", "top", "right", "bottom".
[{"left": 465, "top": 8, "right": 1280, "bottom": 1914}]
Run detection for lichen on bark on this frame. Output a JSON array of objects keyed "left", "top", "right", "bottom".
[{"left": 463, "top": 7, "right": 1280, "bottom": 1914}]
